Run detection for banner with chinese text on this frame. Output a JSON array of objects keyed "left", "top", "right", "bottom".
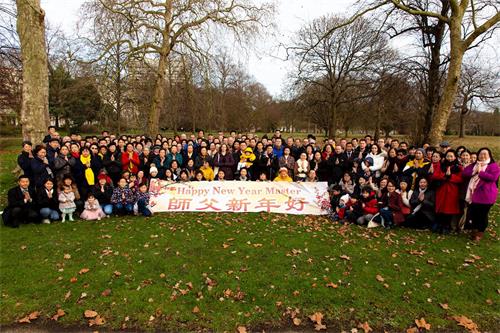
[{"left": 148, "top": 180, "right": 330, "bottom": 215}]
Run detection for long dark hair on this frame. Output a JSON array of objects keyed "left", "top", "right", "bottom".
[
  {"left": 476, "top": 147, "right": 495, "bottom": 164},
  {"left": 441, "top": 150, "right": 461, "bottom": 173}
]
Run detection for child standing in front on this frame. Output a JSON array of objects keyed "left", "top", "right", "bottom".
[{"left": 59, "top": 185, "right": 76, "bottom": 222}]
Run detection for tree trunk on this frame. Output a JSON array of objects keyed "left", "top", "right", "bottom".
[
  {"left": 458, "top": 96, "right": 468, "bottom": 138},
  {"left": 115, "top": 44, "right": 122, "bottom": 134},
  {"left": 147, "top": 2, "right": 172, "bottom": 136},
  {"left": 327, "top": 98, "right": 336, "bottom": 139},
  {"left": 428, "top": 16, "right": 465, "bottom": 146},
  {"left": 16, "top": 0, "right": 49, "bottom": 144},
  {"left": 374, "top": 106, "right": 381, "bottom": 142},
  {"left": 421, "top": 1, "right": 449, "bottom": 144},
  {"left": 459, "top": 111, "right": 465, "bottom": 138},
  {"left": 148, "top": 50, "right": 168, "bottom": 136}
]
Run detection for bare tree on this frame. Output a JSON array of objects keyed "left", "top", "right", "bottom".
[
  {"left": 318, "top": 0, "right": 500, "bottom": 145},
  {"left": 288, "top": 15, "right": 391, "bottom": 138},
  {"left": 455, "top": 62, "right": 500, "bottom": 137},
  {"left": 88, "top": 0, "right": 273, "bottom": 136},
  {"left": 16, "top": 0, "right": 49, "bottom": 143}
]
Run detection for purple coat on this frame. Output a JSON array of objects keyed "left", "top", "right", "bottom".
[{"left": 463, "top": 162, "right": 500, "bottom": 205}]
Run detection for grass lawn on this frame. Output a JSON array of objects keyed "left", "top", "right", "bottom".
[{"left": 0, "top": 136, "right": 499, "bottom": 332}]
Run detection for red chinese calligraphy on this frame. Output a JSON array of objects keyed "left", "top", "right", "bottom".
[
  {"left": 168, "top": 198, "right": 192, "bottom": 210},
  {"left": 285, "top": 198, "right": 308, "bottom": 212},
  {"left": 196, "top": 198, "right": 221, "bottom": 211},
  {"left": 226, "top": 198, "right": 251, "bottom": 212},
  {"left": 254, "top": 198, "right": 280, "bottom": 213}
]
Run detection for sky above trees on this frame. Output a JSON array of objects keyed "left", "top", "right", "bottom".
[{"left": 37, "top": 0, "right": 500, "bottom": 97}]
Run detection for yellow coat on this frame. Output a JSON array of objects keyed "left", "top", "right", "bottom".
[
  {"left": 274, "top": 175, "right": 293, "bottom": 182},
  {"left": 200, "top": 166, "right": 215, "bottom": 181}
]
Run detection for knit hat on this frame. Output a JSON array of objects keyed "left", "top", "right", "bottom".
[
  {"left": 417, "top": 148, "right": 425, "bottom": 154},
  {"left": 364, "top": 157, "right": 374, "bottom": 166},
  {"left": 150, "top": 166, "right": 158, "bottom": 174},
  {"left": 97, "top": 173, "right": 108, "bottom": 181},
  {"left": 439, "top": 141, "right": 450, "bottom": 147}
]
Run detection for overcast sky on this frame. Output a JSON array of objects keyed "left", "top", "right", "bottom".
[{"left": 40, "top": 0, "right": 499, "bottom": 98}]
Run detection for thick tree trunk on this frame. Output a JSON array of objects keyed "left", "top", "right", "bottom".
[
  {"left": 16, "top": 0, "right": 49, "bottom": 144},
  {"left": 148, "top": 51, "right": 167, "bottom": 136},
  {"left": 147, "top": 2, "right": 172, "bottom": 136},
  {"left": 428, "top": 16, "right": 465, "bottom": 146},
  {"left": 421, "top": 1, "right": 449, "bottom": 145},
  {"left": 115, "top": 44, "right": 122, "bottom": 134}
]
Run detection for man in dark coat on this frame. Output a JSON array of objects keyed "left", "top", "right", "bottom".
[
  {"left": 17, "top": 141, "right": 34, "bottom": 183},
  {"left": 46, "top": 138, "right": 60, "bottom": 166},
  {"left": 3, "top": 175, "right": 39, "bottom": 228}
]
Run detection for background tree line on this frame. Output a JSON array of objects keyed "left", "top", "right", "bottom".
[{"left": 0, "top": 0, "right": 498, "bottom": 143}]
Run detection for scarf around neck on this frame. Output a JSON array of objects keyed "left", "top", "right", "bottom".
[{"left": 80, "top": 154, "right": 95, "bottom": 186}]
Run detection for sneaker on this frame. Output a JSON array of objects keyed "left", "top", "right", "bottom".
[{"left": 42, "top": 219, "right": 51, "bottom": 224}]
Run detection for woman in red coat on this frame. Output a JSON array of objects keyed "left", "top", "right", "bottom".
[
  {"left": 430, "top": 150, "right": 463, "bottom": 234},
  {"left": 121, "top": 143, "right": 140, "bottom": 175}
]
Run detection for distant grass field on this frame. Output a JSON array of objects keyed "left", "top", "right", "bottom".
[{"left": 0, "top": 136, "right": 499, "bottom": 332}]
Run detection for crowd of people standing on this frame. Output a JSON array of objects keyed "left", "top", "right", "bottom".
[{"left": 3, "top": 127, "right": 499, "bottom": 242}]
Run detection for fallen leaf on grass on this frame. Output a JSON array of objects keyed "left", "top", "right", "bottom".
[
  {"left": 309, "top": 312, "right": 325, "bottom": 330},
  {"left": 84, "top": 310, "right": 98, "bottom": 318},
  {"left": 51, "top": 309, "right": 65, "bottom": 321},
  {"left": 325, "top": 282, "right": 338, "bottom": 288},
  {"left": 293, "top": 317, "right": 301, "bottom": 326},
  {"left": 375, "top": 275, "right": 385, "bottom": 282},
  {"left": 79, "top": 268, "right": 90, "bottom": 275},
  {"left": 222, "top": 243, "right": 231, "bottom": 249},
  {"left": 101, "top": 289, "right": 111, "bottom": 297},
  {"left": 192, "top": 306, "right": 200, "bottom": 314},
  {"left": 69, "top": 277, "right": 77, "bottom": 283},
  {"left": 358, "top": 321, "right": 373, "bottom": 333},
  {"left": 89, "top": 315, "right": 105, "bottom": 326},
  {"left": 314, "top": 323, "right": 327, "bottom": 331},
  {"left": 113, "top": 271, "right": 121, "bottom": 277},
  {"left": 18, "top": 311, "right": 40, "bottom": 324},
  {"left": 236, "top": 326, "right": 247, "bottom": 333},
  {"left": 63, "top": 254, "right": 71, "bottom": 260},
  {"left": 415, "top": 317, "right": 431, "bottom": 330},
  {"left": 439, "top": 303, "right": 449, "bottom": 310},
  {"left": 340, "top": 254, "right": 351, "bottom": 261},
  {"left": 406, "top": 328, "right": 418, "bottom": 333},
  {"left": 64, "top": 291, "right": 71, "bottom": 301},
  {"left": 452, "top": 315, "right": 480, "bottom": 333}
]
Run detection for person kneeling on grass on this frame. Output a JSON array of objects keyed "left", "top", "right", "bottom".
[
  {"left": 274, "top": 167, "right": 293, "bottom": 182},
  {"left": 356, "top": 186, "right": 379, "bottom": 226},
  {"left": 111, "top": 177, "right": 135, "bottom": 215},
  {"left": 135, "top": 183, "right": 153, "bottom": 217},
  {"left": 37, "top": 178, "right": 60, "bottom": 224},
  {"left": 80, "top": 194, "right": 106, "bottom": 221},
  {"left": 59, "top": 185, "right": 77, "bottom": 222},
  {"left": 2, "top": 175, "right": 39, "bottom": 228}
]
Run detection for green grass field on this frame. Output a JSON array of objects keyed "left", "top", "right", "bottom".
[{"left": 0, "top": 137, "right": 499, "bottom": 332}]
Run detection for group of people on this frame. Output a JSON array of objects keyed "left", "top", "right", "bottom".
[{"left": 2, "top": 127, "right": 498, "bottom": 241}]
